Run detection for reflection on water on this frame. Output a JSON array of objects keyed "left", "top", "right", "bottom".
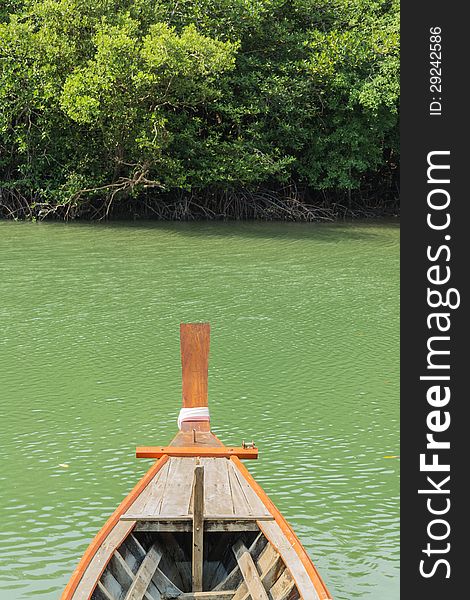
[{"left": 0, "top": 221, "right": 399, "bottom": 599}]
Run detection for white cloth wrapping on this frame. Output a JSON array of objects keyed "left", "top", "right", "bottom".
[{"left": 177, "top": 407, "right": 210, "bottom": 430}]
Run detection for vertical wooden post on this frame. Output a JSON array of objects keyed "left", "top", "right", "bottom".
[
  {"left": 192, "top": 464, "right": 204, "bottom": 592},
  {"left": 180, "top": 323, "right": 210, "bottom": 408}
]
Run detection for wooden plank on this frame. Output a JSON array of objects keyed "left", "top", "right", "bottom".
[
  {"left": 125, "top": 467, "right": 165, "bottom": 516},
  {"left": 63, "top": 455, "right": 169, "bottom": 600},
  {"left": 257, "top": 545, "right": 284, "bottom": 592},
  {"left": 124, "top": 543, "right": 162, "bottom": 600},
  {"left": 122, "top": 515, "right": 272, "bottom": 522},
  {"left": 213, "top": 565, "right": 244, "bottom": 594},
  {"left": 227, "top": 461, "right": 252, "bottom": 517},
  {"left": 103, "top": 553, "right": 135, "bottom": 598},
  {"left": 127, "top": 532, "right": 157, "bottom": 600},
  {"left": 136, "top": 447, "right": 258, "bottom": 459},
  {"left": 231, "top": 541, "right": 283, "bottom": 600},
  {"left": 205, "top": 521, "right": 259, "bottom": 532},
  {"left": 122, "top": 534, "right": 146, "bottom": 568},
  {"left": 151, "top": 566, "right": 183, "bottom": 597},
  {"left": 214, "top": 534, "right": 266, "bottom": 593},
  {"left": 133, "top": 520, "right": 260, "bottom": 533},
  {"left": 118, "top": 543, "right": 140, "bottom": 574},
  {"left": 110, "top": 550, "right": 134, "bottom": 586},
  {"left": 159, "top": 457, "right": 196, "bottom": 516},
  {"left": 129, "top": 534, "right": 146, "bottom": 557},
  {"left": 171, "top": 429, "right": 223, "bottom": 447},
  {"left": 146, "top": 580, "right": 161, "bottom": 599},
  {"left": 249, "top": 532, "right": 269, "bottom": 562},
  {"left": 96, "top": 581, "right": 115, "bottom": 600},
  {"left": 223, "top": 531, "right": 267, "bottom": 600},
  {"left": 178, "top": 593, "right": 236, "bottom": 599},
  {"left": 257, "top": 543, "right": 280, "bottom": 576},
  {"left": 229, "top": 466, "right": 271, "bottom": 517},
  {"left": 232, "top": 545, "right": 284, "bottom": 600},
  {"left": 232, "top": 457, "right": 331, "bottom": 600},
  {"left": 206, "top": 533, "right": 235, "bottom": 590},
  {"left": 232, "top": 540, "right": 269, "bottom": 600},
  {"left": 231, "top": 582, "right": 248, "bottom": 600},
  {"left": 134, "top": 520, "right": 192, "bottom": 533},
  {"left": 192, "top": 464, "right": 204, "bottom": 592},
  {"left": 202, "top": 458, "right": 234, "bottom": 516},
  {"left": 140, "top": 459, "right": 171, "bottom": 516},
  {"left": 180, "top": 322, "right": 210, "bottom": 408},
  {"left": 100, "top": 571, "right": 123, "bottom": 600},
  {"left": 73, "top": 520, "right": 135, "bottom": 600},
  {"left": 158, "top": 531, "right": 191, "bottom": 591},
  {"left": 269, "top": 570, "right": 296, "bottom": 600},
  {"left": 258, "top": 520, "right": 321, "bottom": 600}
]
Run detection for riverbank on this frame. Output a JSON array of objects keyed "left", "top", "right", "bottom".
[{"left": 0, "top": 186, "right": 399, "bottom": 222}]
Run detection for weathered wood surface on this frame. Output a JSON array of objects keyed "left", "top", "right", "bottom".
[
  {"left": 204, "top": 458, "right": 233, "bottom": 516},
  {"left": 180, "top": 323, "right": 210, "bottom": 408},
  {"left": 72, "top": 520, "right": 136, "bottom": 600},
  {"left": 192, "top": 464, "right": 205, "bottom": 592},
  {"left": 92, "top": 508, "right": 311, "bottom": 600},
  {"left": 258, "top": 519, "right": 321, "bottom": 600},
  {"left": 232, "top": 540, "right": 269, "bottom": 600},
  {"left": 178, "top": 593, "right": 236, "bottom": 599},
  {"left": 232, "top": 541, "right": 284, "bottom": 600},
  {"left": 123, "top": 515, "right": 272, "bottom": 523},
  {"left": 178, "top": 590, "right": 235, "bottom": 600},
  {"left": 229, "top": 466, "right": 271, "bottom": 518},
  {"left": 158, "top": 532, "right": 192, "bottom": 591},
  {"left": 96, "top": 582, "right": 114, "bottom": 600},
  {"left": 121, "top": 457, "right": 271, "bottom": 522},
  {"left": 214, "top": 533, "right": 266, "bottom": 592},
  {"left": 133, "top": 520, "right": 262, "bottom": 533},
  {"left": 141, "top": 461, "right": 171, "bottom": 516},
  {"left": 151, "top": 566, "right": 182, "bottom": 597},
  {"left": 110, "top": 550, "right": 134, "bottom": 587},
  {"left": 124, "top": 543, "right": 162, "bottom": 600},
  {"left": 64, "top": 320, "right": 331, "bottom": 600},
  {"left": 256, "top": 543, "right": 284, "bottom": 591},
  {"left": 160, "top": 457, "right": 196, "bottom": 516},
  {"left": 77, "top": 460, "right": 318, "bottom": 600},
  {"left": 269, "top": 570, "right": 296, "bottom": 600}
]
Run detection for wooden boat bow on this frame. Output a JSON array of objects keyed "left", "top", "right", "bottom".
[{"left": 62, "top": 323, "right": 332, "bottom": 600}]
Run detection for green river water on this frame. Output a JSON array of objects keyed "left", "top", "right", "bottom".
[{"left": 0, "top": 220, "right": 399, "bottom": 600}]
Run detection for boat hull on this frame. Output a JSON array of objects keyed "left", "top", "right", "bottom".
[{"left": 62, "top": 433, "right": 331, "bottom": 600}]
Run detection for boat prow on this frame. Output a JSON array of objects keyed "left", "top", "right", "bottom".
[{"left": 62, "top": 324, "right": 332, "bottom": 600}]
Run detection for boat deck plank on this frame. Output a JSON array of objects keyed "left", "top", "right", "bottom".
[
  {"left": 228, "top": 463, "right": 252, "bottom": 516},
  {"left": 229, "top": 463, "right": 271, "bottom": 518},
  {"left": 142, "top": 461, "right": 171, "bottom": 516},
  {"left": 202, "top": 458, "right": 234, "bottom": 516},
  {"left": 160, "top": 457, "right": 196, "bottom": 516},
  {"left": 126, "top": 467, "right": 165, "bottom": 517},
  {"left": 121, "top": 458, "right": 271, "bottom": 521}
]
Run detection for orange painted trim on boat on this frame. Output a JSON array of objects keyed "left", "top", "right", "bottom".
[
  {"left": 61, "top": 454, "right": 170, "bottom": 600},
  {"left": 136, "top": 445, "right": 258, "bottom": 459},
  {"left": 231, "top": 456, "right": 332, "bottom": 600}
]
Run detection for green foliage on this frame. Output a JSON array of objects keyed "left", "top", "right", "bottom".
[{"left": 0, "top": 0, "right": 399, "bottom": 218}]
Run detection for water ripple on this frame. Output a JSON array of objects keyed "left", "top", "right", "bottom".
[{"left": 0, "top": 220, "right": 399, "bottom": 599}]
